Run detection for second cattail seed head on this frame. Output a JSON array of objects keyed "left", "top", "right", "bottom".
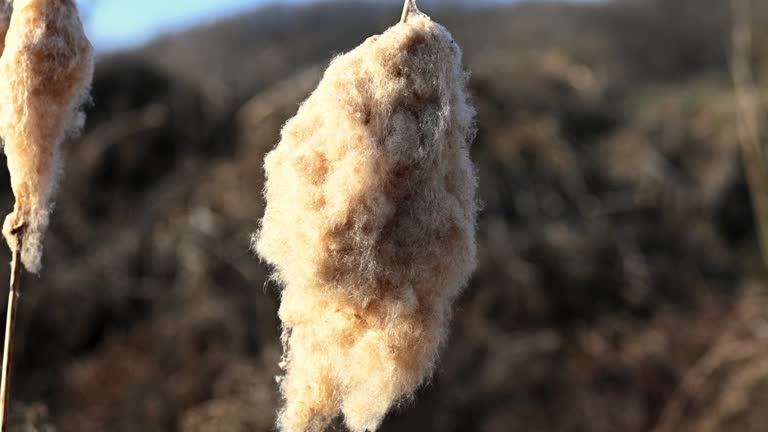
[{"left": 0, "top": 0, "right": 94, "bottom": 272}]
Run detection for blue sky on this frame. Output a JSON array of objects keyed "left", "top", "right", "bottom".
[
  {"left": 83, "top": 0, "right": 312, "bottom": 51},
  {"left": 83, "top": 0, "right": 575, "bottom": 52}
]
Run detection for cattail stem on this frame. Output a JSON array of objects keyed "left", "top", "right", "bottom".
[
  {"left": 401, "top": 0, "right": 417, "bottom": 24},
  {"left": 730, "top": 0, "right": 768, "bottom": 268},
  {"left": 0, "top": 227, "right": 22, "bottom": 432}
]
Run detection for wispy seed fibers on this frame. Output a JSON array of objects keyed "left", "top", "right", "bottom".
[{"left": 255, "top": 10, "right": 477, "bottom": 432}]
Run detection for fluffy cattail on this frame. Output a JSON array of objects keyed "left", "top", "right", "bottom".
[
  {"left": 255, "top": 6, "right": 477, "bottom": 432},
  {"left": 0, "top": 0, "right": 94, "bottom": 272}
]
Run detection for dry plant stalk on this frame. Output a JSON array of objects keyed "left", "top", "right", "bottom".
[
  {"left": 400, "top": 0, "right": 417, "bottom": 24},
  {"left": 0, "top": 1, "right": 11, "bottom": 55},
  {"left": 0, "top": 0, "right": 93, "bottom": 428},
  {"left": 0, "top": 237, "right": 19, "bottom": 432},
  {"left": 731, "top": 0, "right": 768, "bottom": 267},
  {"left": 255, "top": 2, "right": 477, "bottom": 431}
]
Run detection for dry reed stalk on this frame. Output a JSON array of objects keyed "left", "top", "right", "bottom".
[
  {"left": 400, "top": 0, "right": 418, "bottom": 24},
  {"left": 0, "top": 229, "right": 19, "bottom": 432},
  {"left": 731, "top": 0, "right": 768, "bottom": 267},
  {"left": 255, "top": 1, "right": 477, "bottom": 431},
  {"left": 0, "top": 1, "right": 93, "bottom": 429},
  {"left": 0, "top": 2, "right": 11, "bottom": 55}
]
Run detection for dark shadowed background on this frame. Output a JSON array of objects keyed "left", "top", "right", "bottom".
[{"left": 3, "top": 0, "right": 768, "bottom": 430}]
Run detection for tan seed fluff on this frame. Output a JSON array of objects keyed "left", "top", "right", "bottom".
[
  {"left": 255, "top": 10, "right": 477, "bottom": 432},
  {"left": 0, "top": 0, "right": 94, "bottom": 272}
]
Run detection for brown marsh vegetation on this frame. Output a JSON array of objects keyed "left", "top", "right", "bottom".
[{"left": 3, "top": 0, "right": 768, "bottom": 430}]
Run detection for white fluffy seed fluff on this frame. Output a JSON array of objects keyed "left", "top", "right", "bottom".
[
  {"left": 0, "top": 0, "right": 94, "bottom": 272},
  {"left": 255, "top": 9, "right": 477, "bottom": 432}
]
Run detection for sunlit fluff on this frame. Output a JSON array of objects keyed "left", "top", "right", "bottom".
[
  {"left": 0, "top": 0, "right": 94, "bottom": 272},
  {"left": 255, "top": 11, "right": 477, "bottom": 432}
]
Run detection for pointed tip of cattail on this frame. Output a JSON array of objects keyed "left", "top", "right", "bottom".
[{"left": 400, "top": 0, "right": 420, "bottom": 24}]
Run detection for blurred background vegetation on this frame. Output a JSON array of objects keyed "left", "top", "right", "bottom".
[{"left": 4, "top": 0, "right": 768, "bottom": 430}]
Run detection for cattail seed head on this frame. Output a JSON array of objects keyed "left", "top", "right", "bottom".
[
  {"left": 0, "top": 0, "right": 93, "bottom": 272},
  {"left": 255, "top": 10, "right": 477, "bottom": 432}
]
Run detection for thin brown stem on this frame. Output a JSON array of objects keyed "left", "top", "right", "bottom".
[
  {"left": 0, "top": 228, "right": 23, "bottom": 432},
  {"left": 731, "top": 0, "right": 768, "bottom": 267}
]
